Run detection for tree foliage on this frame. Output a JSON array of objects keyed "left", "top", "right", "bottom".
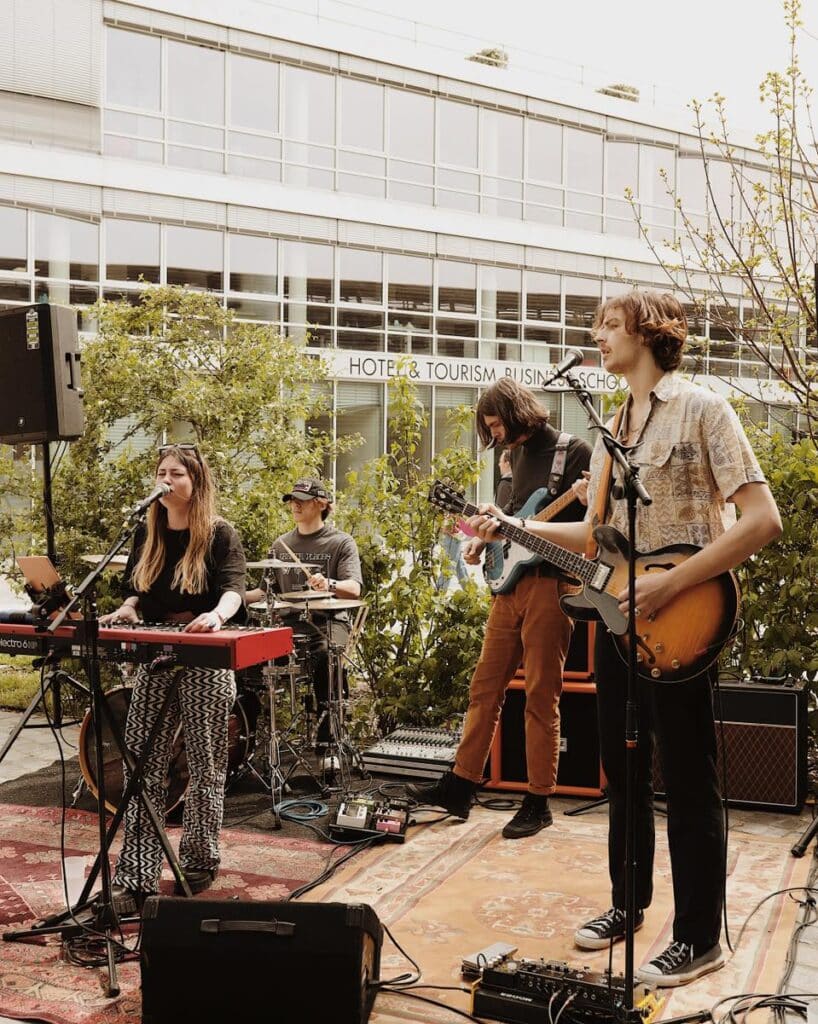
[
  {"left": 337, "top": 371, "right": 488, "bottom": 734},
  {"left": 4, "top": 286, "right": 345, "bottom": 590}
]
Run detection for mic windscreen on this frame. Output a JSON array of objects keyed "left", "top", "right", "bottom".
[{"left": 0, "top": 609, "right": 39, "bottom": 625}]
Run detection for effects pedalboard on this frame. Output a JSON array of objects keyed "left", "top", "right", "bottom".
[
  {"left": 471, "top": 956, "right": 654, "bottom": 1024},
  {"left": 329, "top": 796, "right": 410, "bottom": 843}
]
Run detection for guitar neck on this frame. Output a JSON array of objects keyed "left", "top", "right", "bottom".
[
  {"left": 455, "top": 497, "right": 595, "bottom": 585},
  {"left": 533, "top": 488, "right": 578, "bottom": 524}
]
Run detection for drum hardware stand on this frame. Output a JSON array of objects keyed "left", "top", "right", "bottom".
[
  {"left": 2, "top": 506, "right": 191, "bottom": 998},
  {"left": 244, "top": 658, "right": 325, "bottom": 823},
  {"left": 317, "top": 633, "right": 367, "bottom": 792}
]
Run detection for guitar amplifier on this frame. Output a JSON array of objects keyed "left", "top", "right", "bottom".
[
  {"left": 141, "top": 898, "right": 382, "bottom": 1024},
  {"left": 653, "top": 678, "right": 809, "bottom": 812},
  {"left": 485, "top": 677, "right": 604, "bottom": 797}
]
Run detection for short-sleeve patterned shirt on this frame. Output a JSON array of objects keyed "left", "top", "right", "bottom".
[{"left": 585, "top": 374, "right": 767, "bottom": 550}]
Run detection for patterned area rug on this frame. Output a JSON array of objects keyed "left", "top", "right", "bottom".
[{"left": 0, "top": 800, "right": 811, "bottom": 1023}]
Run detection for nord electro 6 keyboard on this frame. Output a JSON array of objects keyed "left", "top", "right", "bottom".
[{"left": 0, "top": 622, "right": 292, "bottom": 671}]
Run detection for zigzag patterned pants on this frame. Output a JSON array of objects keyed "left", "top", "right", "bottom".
[{"left": 113, "top": 664, "right": 236, "bottom": 893}]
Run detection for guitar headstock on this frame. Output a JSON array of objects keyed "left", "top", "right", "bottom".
[{"left": 428, "top": 479, "right": 467, "bottom": 515}]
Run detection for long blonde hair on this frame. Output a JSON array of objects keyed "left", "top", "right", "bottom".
[{"left": 132, "top": 445, "right": 218, "bottom": 595}]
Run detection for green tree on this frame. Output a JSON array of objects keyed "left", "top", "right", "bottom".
[
  {"left": 6, "top": 285, "right": 347, "bottom": 587},
  {"left": 337, "top": 371, "right": 489, "bottom": 734}
]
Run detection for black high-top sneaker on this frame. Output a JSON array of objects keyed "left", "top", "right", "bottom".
[{"left": 406, "top": 770, "right": 476, "bottom": 819}]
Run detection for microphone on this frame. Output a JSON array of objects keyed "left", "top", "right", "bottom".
[
  {"left": 541, "top": 348, "right": 584, "bottom": 387},
  {"left": 128, "top": 482, "right": 172, "bottom": 518},
  {"left": 0, "top": 609, "right": 40, "bottom": 625}
]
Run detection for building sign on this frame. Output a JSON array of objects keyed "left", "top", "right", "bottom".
[{"left": 325, "top": 351, "right": 621, "bottom": 393}]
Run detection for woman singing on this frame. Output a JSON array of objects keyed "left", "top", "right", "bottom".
[{"left": 100, "top": 444, "right": 246, "bottom": 909}]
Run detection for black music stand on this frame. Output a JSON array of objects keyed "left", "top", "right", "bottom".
[{"left": 2, "top": 508, "right": 191, "bottom": 997}]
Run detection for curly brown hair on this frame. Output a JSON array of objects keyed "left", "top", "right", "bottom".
[
  {"left": 476, "top": 377, "right": 550, "bottom": 448},
  {"left": 593, "top": 290, "right": 687, "bottom": 371}
]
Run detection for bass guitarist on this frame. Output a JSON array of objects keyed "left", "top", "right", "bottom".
[
  {"left": 409, "top": 377, "right": 591, "bottom": 838},
  {"left": 471, "top": 291, "right": 781, "bottom": 987}
]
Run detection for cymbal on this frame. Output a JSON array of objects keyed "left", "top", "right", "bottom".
[
  {"left": 302, "top": 597, "right": 365, "bottom": 611},
  {"left": 247, "top": 600, "right": 298, "bottom": 613},
  {"left": 81, "top": 554, "right": 128, "bottom": 570},
  {"left": 277, "top": 589, "right": 336, "bottom": 601},
  {"left": 246, "top": 559, "right": 319, "bottom": 570}
]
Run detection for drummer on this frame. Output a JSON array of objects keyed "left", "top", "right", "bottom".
[{"left": 246, "top": 477, "right": 363, "bottom": 752}]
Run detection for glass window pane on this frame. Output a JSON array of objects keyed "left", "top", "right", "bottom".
[
  {"left": 167, "top": 41, "right": 224, "bottom": 125},
  {"left": 105, "top": 110, "right": 163, "bottom": 139},
  {"left": 640, "top": 145, "right": 675, "bottom": 208},
  {"left": 106, "top": 219, "right": 159, "bottom": 283},
  {"left": 229, "top": 234, "right": 277, "bottom": 293},
  {"left": 481, "top": 110, "right": 523, "bottom": 180},
  {"left": 565, "top": 277, "right": 601, "bottom": 329},
  {"left": 438, "top": 99, "right": 478, "bottom": 168},
  {"left": 0, "top": 206, "right": 26, "bottom": 272},
  {"left": 226, "top": 297, "right": 279, "bottom": 321},
  {"left": 527, "top": 120, "right": 562, "bottom": 183},
  {"left": 229, "top": 131, "right": 281, "bottom": 159},
  {"left": 678, "top": 155, "right": 707, "bottom": 213},
  {"left": 168, "top": 121, "right": 223, "bottom": 148},
  {"left": 284, "top": 66, "right": 335, "bottom": 145},
  {"left": 438, "top": 261, "right": 476, "bottom": 313},
  {"left": 35, "top": 213, "right": 98, "bottom": 281},
  {"left": 229, "top": 54, "right": 278, "bottom": 133},
  {"left": 565, "top": 127, "right": 602, "bottom": 195},
  {"left": 166, "top": 225, "right": 223, "bottom": 290},
  {"left": 607, "top": 140, "right": 638, "bottom": 197},
  {"left": 388, "top": 254, "right": 432, "bottom": 312},
  {"left": 104, "top": 135, "right": 163, "bottom": 162},
  {"left": 526, "top": 271, "right": 561, "bottom": 322},
  {"left": 282, "top": 240, "right": 333, "bottom": 304},
  {"left": 228, "top": 155, "right": 282, "bottom": 182},
  {"left": 339, "top": 249, "right": 382, "bottom": 304},
  {"left": 0, "top": 280, "right": 30, "bottom": 302},
  {"left": 388, "top": 88, "right": 434, "bottom": 163},
  {"left": 106, "top": 28, "right": 161, "bottom": 111},
  {"left": 337, "top": 383, "right": 383, "bottom": 484},
  {"left": 390, "top": 181, "right": 434, "bottom": 205},
  {"left": 168, "top": 146, "right": 224, "bottom": 173},
  {"left": 338, "top": 174, "right": 386, "bottom": 198},
  {"left": 340, "top": 78, "right": 384, "bottom": 151},
  {"left": 481, "top": 266, "right": 520, "bottom": 320}
]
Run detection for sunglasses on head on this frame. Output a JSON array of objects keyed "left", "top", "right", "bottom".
[{"left": 158, "top": 443, "right": 201, "bottom": 461}]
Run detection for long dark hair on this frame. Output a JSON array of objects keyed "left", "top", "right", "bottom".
[{"left": 476, "top": 378, "right": 550, "bottom": 448}]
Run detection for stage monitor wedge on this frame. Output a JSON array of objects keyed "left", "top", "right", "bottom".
[{"left": 0, "top": 303, "right": 84, "bottom": 444}]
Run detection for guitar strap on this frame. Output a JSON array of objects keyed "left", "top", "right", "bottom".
[
  {"left": 585, "top": 404, "right": 626, "bottom": 559},
  {"left": 547, "top": 432, "right": 571, "bottom": 496}
]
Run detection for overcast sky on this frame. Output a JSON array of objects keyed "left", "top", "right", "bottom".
[{"left": 340, "top": 0, "right": 818, "bottom": 135}]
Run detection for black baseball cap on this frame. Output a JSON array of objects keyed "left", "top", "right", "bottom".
[{"left": 282, "top": 477, "right": 332, "bottom": 502}]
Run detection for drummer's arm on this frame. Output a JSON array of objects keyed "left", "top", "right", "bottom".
[
  {"left": 332, "top": 577, "right": 361, "bottom": 599},
  {"left": 245, "top": 586, "right": 265, "bottom": 604},
  {"left": 307, "top": 574, "right": 361, "bottom": 598}
]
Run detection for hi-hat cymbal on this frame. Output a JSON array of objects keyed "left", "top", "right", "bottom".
[
  {"left": 247, "top": 599, "right": 298, "bottom": 613},
  {"left": 81, "top": 554, "right": 128, "bottom": 570},
  {"left": 304, "top": 598, "right": 365, "bottom": 611},
  {"left": 246, "top": 559, "right": 319, "bottom": 570},
  {"left": 277, "top": 589, "right": 334, "bottom": 601}
]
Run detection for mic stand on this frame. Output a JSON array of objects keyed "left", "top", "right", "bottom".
[
  {"left": 2, "top": 509, "right": 190, "bottom": 997},
  {"left": 558, "top": 373, "right": 651, "bottom": 1018}
]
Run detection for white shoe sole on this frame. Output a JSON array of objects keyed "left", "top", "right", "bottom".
[{"left": 635, "top": 952, "right": 725, "bottom": 987}]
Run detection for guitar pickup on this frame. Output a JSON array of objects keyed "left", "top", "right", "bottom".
[{"left": 590, "top": 563, "right": 611, "bottom": 590}]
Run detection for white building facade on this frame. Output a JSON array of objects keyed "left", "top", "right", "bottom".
[{"left": 0, "top": 0, "right": 799, "bottom": 499}]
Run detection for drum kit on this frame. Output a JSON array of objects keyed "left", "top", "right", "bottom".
[{"left": 75, "top": 553, "right": 368, "bottom": 826}]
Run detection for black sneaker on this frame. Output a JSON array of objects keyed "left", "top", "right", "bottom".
[
  {"left": 109, "top": 884, "right": 153, "bottom": 916},
  {"left": 636, "top": 941, "right": 724, "bottom": 987},
  {"left": 502, "top": 794, "right": 553, "bottom": 839},
  {"left": 406, "top": 770, "right": 475, "bottom": 819},
  {"left": 174, "top": 868, "right": 219, "bottom": 896},
  {"left": 574, "top": 906, "right": 644, "bottom": 949}
]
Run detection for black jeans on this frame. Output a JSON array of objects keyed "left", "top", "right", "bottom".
[
  {"left": 292, "top": 617, "right": 350, "bottom": 744},
  {"left": 595, "top": 625, "right": 724, "bottom": 948}
]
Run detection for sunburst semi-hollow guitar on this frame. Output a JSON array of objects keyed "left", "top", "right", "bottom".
[
  {"left": 483, "top": 486, "right": 583, "bottom": 595},
  {"left": 429, "top": 480, "right": 740, "bottom": 683}
]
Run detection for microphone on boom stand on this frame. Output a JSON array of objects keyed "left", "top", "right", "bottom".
[
  {"left": 127, "top": 482, "right": 172, "bottom": 518},
  {"left": 541, "top": 348, "right": 584, "bottom": 387}
]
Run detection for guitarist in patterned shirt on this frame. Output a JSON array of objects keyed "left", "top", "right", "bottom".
[
  {"left": 470, "top": 291, "right": 781, "bottom": 987},
  {"left": 409, "top": 377, "right": 591, "bottom": 838}
]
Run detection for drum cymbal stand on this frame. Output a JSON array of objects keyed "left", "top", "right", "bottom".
[{"left": 317, "top": 629, "right": 366, "bottom": 791}]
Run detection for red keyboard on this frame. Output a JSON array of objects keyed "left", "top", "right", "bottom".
[{"left": 0, "top": 622, "right": 292, "bottom": 671}]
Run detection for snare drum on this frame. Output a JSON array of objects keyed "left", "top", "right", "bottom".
[{"left": 78, "top": 685, "right": 259, "bottom": 815}]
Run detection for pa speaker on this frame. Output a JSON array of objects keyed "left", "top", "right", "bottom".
[
  {"left": 0, "top": 303, "right": 84, "bottom": 444},
  {"left": 485, "top": 677, "right": 604, "bottom": 796},
  {"left": 654, "top": 678, "right": 808, "bottom": 812},
  {"left": 141, "top": 898, "right": 383, "bottom": 1024}
]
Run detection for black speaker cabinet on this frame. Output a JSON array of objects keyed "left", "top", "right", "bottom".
[
  {"left": 654, "top": 678, "right": 808, "bottom": 812},
  {"left": 564, "top": 619, "right": 594, "bottom": 680},
  {"left": 485, "top": 678, "right": 604, "bottom": 796},
  {"left": 141, "top": 898, "right": 383, "bottom": 1024},
  {"left": 0, "top": 303, "right": 84, "bottom": 444}
]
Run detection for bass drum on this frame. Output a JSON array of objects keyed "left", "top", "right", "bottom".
[{"left": 78, "top": 684, "right": 259, "bottom": 816}]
